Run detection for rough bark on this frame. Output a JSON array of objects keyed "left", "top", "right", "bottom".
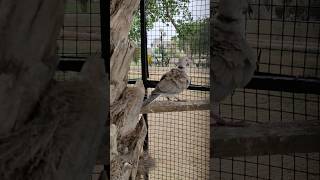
[
  {"left": 110, "top": 0, "right": 140, "bottom": 105},
  {"left": 110, "top": 0, "right": 155, "bottom": 179},
  {"left": 0, "top": 1, "right": 107, "bottom": 180},
  {"left": 0, "top": 0, "right": 64, "bottom": 135},
  {"left": 0, "top": 57, "right": 107, "bottom": 180}
]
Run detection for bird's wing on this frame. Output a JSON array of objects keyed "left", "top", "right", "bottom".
[
  {"left": 142, "top": 93, "right": 161, "bottom": 107},
  {"left": 212, "top": 1, "right": 256, "bottom": 102},
  {"left": 159, "top": 71, "right": 169, "bottom": 81},
  {"left": 212, "top": 39, "right": 256, "bottom": 102},
  {"left": 212, "top": 54, "right": 236, "bottom": 102},
  {"left": 143, "top": 69, "right": 190, "bottom": 107},
  {"left": 153, "top": 69, "right": 190, "bottom": 95}
]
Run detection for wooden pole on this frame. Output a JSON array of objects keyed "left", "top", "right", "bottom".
[
  {"left": 212, "top": 121, "right": 320, "bottom": 157},
  {"left": 141, "top": 100, "right": 210, "bottom": 113}
]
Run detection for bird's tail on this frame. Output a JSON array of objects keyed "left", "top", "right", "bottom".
[{"left": 142, "top": 93, "right": 161, "bottom": 107}]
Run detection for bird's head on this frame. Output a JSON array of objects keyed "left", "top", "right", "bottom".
[
  {"left": 218, "top": 0, "right": 250, "bottom": 20},
  {"left": 175, "top": 56, "right": 192, "bottom": 70}
]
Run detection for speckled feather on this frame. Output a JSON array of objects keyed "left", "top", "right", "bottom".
[
  {"left": 143, "top": 57, "right": 191, "bottom": 107},
  {"left": 211, "top": 0, "right": 256, "bottom": 103}
]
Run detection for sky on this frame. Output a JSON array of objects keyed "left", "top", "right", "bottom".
[{"left": 146, "top": 0, "right": 210, "bottom": 48}]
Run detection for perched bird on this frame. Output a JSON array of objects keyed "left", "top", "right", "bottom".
[
  {"left": 142, "top": 57, "right": 191, "bottom": 107},
  {"left": 211, "top": 0, "right": 256, "bottom": 126}
]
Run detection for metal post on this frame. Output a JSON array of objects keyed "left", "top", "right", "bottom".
[
  {"left": 100, "top": 0, "right": 109, "bottom": 179},
  {"left": 100, "top": 0, "right": 109, "bottom": 73},
  {"left": 140, "top": 1, "right": 149, "bottom": 179},
  {"left": 140, "top": 0, "right": 149, "bottom": 84},
  {"left": 161, "top": 31, "right": 163, "bottom": 66}
]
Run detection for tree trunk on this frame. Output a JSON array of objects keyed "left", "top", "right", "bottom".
[
  {"left": 0, "top": 0, "right": 64, "bottom": 135},
  {"left": 0, "top": 1, "right": 107, "bottom": 180},
  {"left": 110, "top": 0, "right": 155, "bottom": 179}
]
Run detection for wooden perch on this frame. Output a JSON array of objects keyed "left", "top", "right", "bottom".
[
  {"left": 141, "top": 100, "right": 210, "bottom": 113},
  {"left": 212, "top": 121, "right": 320, "bottom": 158}
]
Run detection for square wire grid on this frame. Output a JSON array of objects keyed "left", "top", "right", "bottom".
[
  {"left": 211, "top": 0, "right": 320, "bottom": 179},
  {"left": 129, "top": 0, "right": 211, "bottom": 179},
  {"left": 56, "top": 1, "right": 104, "bottom": 179}
]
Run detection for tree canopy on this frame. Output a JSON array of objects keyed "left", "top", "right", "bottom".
[
  {"left": 129, "top": 0, "right": 209, "bottom": 58},
  {"left": 129, "top": 0, "right": 192, "bottom": 43},
  {"left": 172, "top": 18, "right": 209, "bottom": 56}
]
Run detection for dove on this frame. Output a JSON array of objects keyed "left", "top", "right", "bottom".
[
  {"left": 142, "top": 57, "right": 191, "bottom": 107},
  {"left": 211, "top": 0, "right": 257, "bottom": 126}
]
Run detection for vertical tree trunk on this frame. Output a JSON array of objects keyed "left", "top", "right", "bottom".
[
  {"left": 0, "top": 1, "right": 107, "bottom": 180},
  {"left": 110, "top": 0, "right": 155, "bottom": 179},
  {"left": 0, "top": 0, "right": 64, "bottom": 135}
]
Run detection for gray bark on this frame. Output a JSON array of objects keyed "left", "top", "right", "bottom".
[
  {"left": 110, "top": 0, "right": 154, "bottom": 179},
  {"left": 0, "top": 0, "right": 64, "bottom": 135},
  {"left": 212, "top": 121, "right": 320, "bottom": 157}
]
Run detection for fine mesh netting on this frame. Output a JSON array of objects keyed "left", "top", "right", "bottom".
[
  {"left": 211, "top": 0, "right": 320, "bottom": 179},
  {"left": 129, "top": 0, "right": 210, "bottom": 179}
]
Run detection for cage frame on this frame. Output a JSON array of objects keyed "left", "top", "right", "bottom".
[{"left": 55, "top": 0, "right": 320, "bottom": 179}]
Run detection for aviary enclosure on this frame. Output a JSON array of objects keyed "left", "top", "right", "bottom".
[
  {"left": 55, "top": 0, "right": 320, "bottom": 179},
  {"left": 211, "top": 0, "right": 320, "bottom": 180},
  {"left": 128, "top": 0, "right": 210, "bottom": 179},
  {"left": 56, "top": 0, "right": 106, "bottom": 179}
]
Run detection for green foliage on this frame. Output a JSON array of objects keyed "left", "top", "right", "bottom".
[
  {"left": 128, "top": 14, "right": 142, "bottom": 43},
  {"left": 129, "top": 0, "right": 192, "bottom": 43},
  {"left": 79, "top": 0, "right": 88, "bottom": 12},
  {"left": 129, "top": 0, "right": 209, "bottom": 67},
  {"left": 153, "top": 47, "right": 170, "bottom": 66},
  {"left": 173, "top": 18, "right": 209, "bottom": 56},
  {"left": 274, "top": 0, "right": 308, "bottom": 20},
  {"left": 152, "top": 0, "right": 192, "bottom": 25},
  {"left": 133, "top": 48, "right": 141, "bottom": 64},
  {"left": 128, "top": 8, "right": 161, "bottom": 43},
  {"left": 64, "top": 1, "right": 99, "bottom": 13}
]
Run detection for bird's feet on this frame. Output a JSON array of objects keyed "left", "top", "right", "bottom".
[
  {"left": 166, "top": 96, "right": 186, "bottom": 102},
  {"left": 174, "top": 96, "right": 185, "bottom": 101},
  {"left": 166, "top": 97, "right": 174, "bottom": 101},
  {"left": 211, "top": 113, "right": 246, "bottom": 127}
]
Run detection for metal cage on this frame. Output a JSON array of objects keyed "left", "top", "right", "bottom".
[
  {"left": 55, "top": 0, "right": 108, "bottom": 179},
  {"left": 129, "top": 0, "right": 211, "bottom": 179},
  {"left": 211, "top": 0, "right": 320, "bottom": 179}
]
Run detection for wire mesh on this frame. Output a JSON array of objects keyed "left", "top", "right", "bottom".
[
  {"left": 57, "top": 0, "right": 101, "bottom": 58},
  {"left": 211, "top": 0, "right": 320, "bottom": 179},
  {"left": 128, "top": 0, "right": 211, "bottom": 179},
  {"left": 148, "top": 110, "right": 210, "bottom": 179},
  {"left": 56, "top": 0, "right": 104, "bottom": 179}
]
